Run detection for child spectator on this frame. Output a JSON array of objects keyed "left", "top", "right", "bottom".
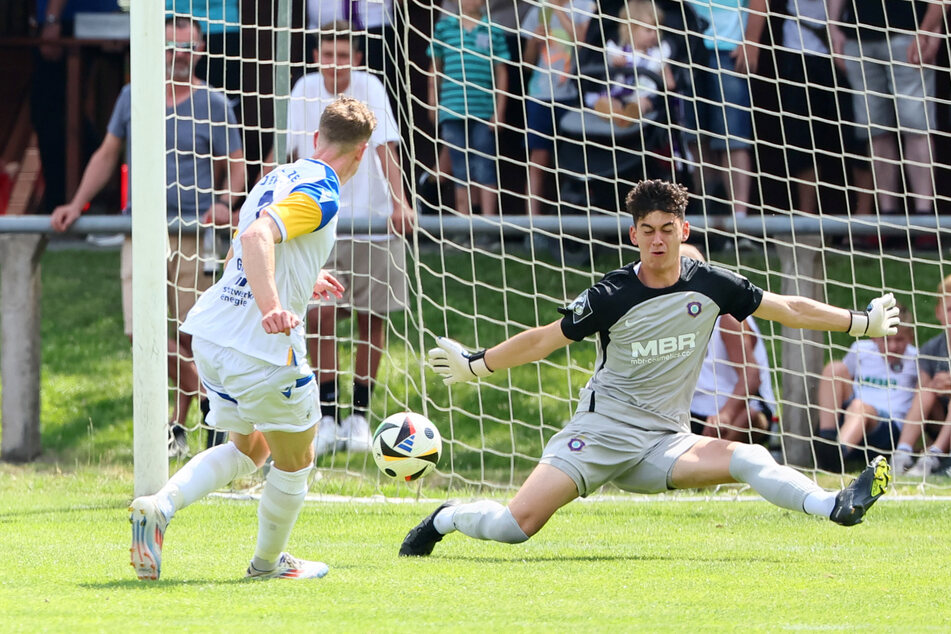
[
  {"left": 892, "top": 276, "right": 951, "bottom": 477},
  {"left": 519, "top": 0, "right": 594, "bottom": 216},
  {"left": 815, "top": 305, "right": 917, "bottom": 472},
  {"left": 586, "top": 0, "right": 675, "bottom": 128},
  {"left": 428, "top": 0, "right": 511, "bottom": 220},
  {"left": 682, "top": 245, "right": 776, "bottom": 444}
]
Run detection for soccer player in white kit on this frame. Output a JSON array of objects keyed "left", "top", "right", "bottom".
[
  {"left": 128, "top": 97, "right": 376, "bottom": 580},
  {"left": 401, "top": 180, "right": 897, "bottom": 557}
]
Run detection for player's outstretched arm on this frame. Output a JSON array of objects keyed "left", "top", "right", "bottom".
[
  {"left": 429, "top": 321, "right": 571, "bottom": 385},
  {"left": 753, "top": 291, "right": 899, "bottom": 337}
]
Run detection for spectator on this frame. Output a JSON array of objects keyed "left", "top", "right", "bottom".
[
  {"left": 585, "top": 0, "right": 675, "bottom": 128},
  {"left": 829, "top": 0, "right": 947, "bottom": 216},
  {"left": 682, "top": 244, "right": 776, "bottom": 444},
  {"left": 267, "top": 23, "right": 413, "bottom": 457},
  {"left": 30, "top": 0, "right": 122, "bottom": 214},
  {"left": 428, "top": 0, "right": 511, "bottom": 220},
  {"left": 891, "top": 275, "right": 951, "bottom": 477},
  {"left": 773, "top": 0, "right": 873, "bottom": 216},
  {"left": 307, "top": 1, "right": 396, "bottom": 89},
  {"left": 815, "top": 304, "right": 918, "bottom": 472},
  {"left": 682, "top": 0, "right": 766, "bottom": 221},
  {"left": 50, "top": 16, "right": 245, "bottom": 458},
  {"left": 166, "top": 0, "right": 242, "bottom": 98},
  {"left": 519, "top": 0, "right": 593, "bottom": 216}
]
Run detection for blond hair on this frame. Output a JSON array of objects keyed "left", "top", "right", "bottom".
[
  {"left": 318, "top": 96, "right": 376, "bottom": 150},
  {"left": 617, "top": 0, "right": 663, "bottom": 49},
  {"left": 938, "top": 274, "right": 951, "bottom": 295}
]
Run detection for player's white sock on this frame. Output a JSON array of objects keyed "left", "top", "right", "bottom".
[
  {"left": 802, "top": 490, "right": 837, "bottom": 517},
  {"left": 729, "top": 443, "right": 821, "bottom": 513},
  {"left": 155, "top": 441, "right": 257, "bottom": 520},
  {"left": 252, "top": 465, "right": 311, "bottom": 571},
  {"left": 448, "top": 500, "right": 529, "bottom": 544},
  {"left": 433, "top": 506, "right": 456, "bottom": 534}
]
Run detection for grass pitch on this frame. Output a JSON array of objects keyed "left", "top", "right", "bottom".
[
  {"left": 1, "top": 465, "right": 950, "bottom": 633},
  {"left": 5, "top": 245, "right": 950, "bottom": 631}
]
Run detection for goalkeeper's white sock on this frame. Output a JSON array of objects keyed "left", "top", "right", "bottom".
[
  {"left": 444, "top": 500, "right": 529, "bottom": 544},
  {"left": 252, "top": 465, "right": 311, "bottom": 571},
  {"left": 729, "top": 443, "right": 824, "bottom": 514},
  {"left": 155, "top": 442, "right": 257, "bottom": 521}
]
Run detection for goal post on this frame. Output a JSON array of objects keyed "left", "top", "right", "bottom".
[
  {"left": 130, "top": 0, "right": 169, "bottom": 497},
  {"left": 148, "top": 1, "right": 951, "bottom": 496}
]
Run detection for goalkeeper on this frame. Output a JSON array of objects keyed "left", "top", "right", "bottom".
[{"left": 401, "top": 179, "right": 896, "bottom": 557}]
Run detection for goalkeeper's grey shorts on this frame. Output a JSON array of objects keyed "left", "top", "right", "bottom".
[{"left": 540, "top": 411, "right": 701, "bottom": 497}]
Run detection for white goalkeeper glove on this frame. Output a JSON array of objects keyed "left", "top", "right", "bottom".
[
  {"left": 849, "top": 292, "right": 899, "bottom": 337},
  {"left": 428, "top": 337, "right": 494, "bottom": 385}
]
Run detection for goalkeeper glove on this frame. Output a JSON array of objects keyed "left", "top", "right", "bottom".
[
  {"left": 428, "top": 337, "right": 494, "bottom": 385},
  {"left": 849, "top": 292, "right": 899, "bottom": 337}
]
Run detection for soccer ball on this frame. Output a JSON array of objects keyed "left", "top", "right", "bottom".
[{"left": 372, "top": 412, "right": 442, "bottom": 481}]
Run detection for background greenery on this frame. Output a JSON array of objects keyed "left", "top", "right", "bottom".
[{"left": 11, "top": 243, "right": 951, "bottom": 488}]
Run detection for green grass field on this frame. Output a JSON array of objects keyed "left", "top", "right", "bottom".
[
  {"left": 3, "top": 245, "right": 951, "bottom": 631},
  {"left": 2, "top": 466, "right": 950, "bottom": 632}
]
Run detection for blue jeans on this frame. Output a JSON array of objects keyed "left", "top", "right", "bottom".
[
  {"left": 440, "top": 118, "right": 497, "bottom": 186},
  {"left": 681, "top": 48, "right": 753, "bottom": 151}
]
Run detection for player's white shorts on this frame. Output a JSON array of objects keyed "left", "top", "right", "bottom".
[
  {"left": 192, "top": 336, "right": 319, "bottom": 435},
  {"left": 540, "top": 411, "right": 702, "bottom": 497}
]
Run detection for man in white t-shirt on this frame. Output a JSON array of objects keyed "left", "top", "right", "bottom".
[
  {"left": 815, "top": 305, "right": 918, "bottom": 472},
  {"left": 269, "top": 22, "right": 414, "bottom": 457}
]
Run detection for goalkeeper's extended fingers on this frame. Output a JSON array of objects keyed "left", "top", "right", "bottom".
[{"left": 428, "top": 347, "right": 452, "bottom": 373}]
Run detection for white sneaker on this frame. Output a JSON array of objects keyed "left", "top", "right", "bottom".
[
  {"left": 245, "top": 552, "right": 328, "bottom": 579},
  {"left": 907, "top": 453, "right": 941, "bottom": 477},
  {"left": 129, "top": 496, "right": 169, "bottom": 580},
  {"left": 890, "top": 449, "right": 915, "bottom": 476},
  {"left": 313, "top": 416, "right": 339, "bottom": 458},
  {"left": 340, "top": 414, "right": 372, "bottom": 453}
]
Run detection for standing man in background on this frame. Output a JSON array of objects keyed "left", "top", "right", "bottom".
[
  {"left": 267, "top": 23, "right": 414, "bottom": 457},
  {"left": 50, "top": 16, "right": 245, "bottom": 458}
]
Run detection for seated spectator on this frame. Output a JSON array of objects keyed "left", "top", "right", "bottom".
[
  {"left": 585, "top": 0, "right": 675, "bottom": 128},
  {"left": 815, "top": 304, "right": 917, "bottom": 472},
  {"left": 682, "top": 244, "right": 776, "bottom": 444},
  {"left": 892, "top": 275, "right": 951, "bottom": 478}
]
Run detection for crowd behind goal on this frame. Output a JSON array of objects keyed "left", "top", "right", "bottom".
[{"left": 24, "top": 0, "right": 951, "bottom": 489}]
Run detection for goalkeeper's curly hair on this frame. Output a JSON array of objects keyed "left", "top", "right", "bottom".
[{"left": 625, "top": 180, "right": 690, "bottom": 224}]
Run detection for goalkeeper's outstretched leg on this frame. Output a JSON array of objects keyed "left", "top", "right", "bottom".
[{"left": 399, "top": 464, "right": 578, "bottom": 557}]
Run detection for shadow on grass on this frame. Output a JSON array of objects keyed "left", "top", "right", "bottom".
[
  {"left": 79, "top": 577, "right": 254, "bottom": 589},
  {"left": 403, "top": 553, "right": 787, "bottom": 564}
]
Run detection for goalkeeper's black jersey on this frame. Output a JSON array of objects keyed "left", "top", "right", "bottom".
[{"left": 558, "top": 257, "right": 764, "bottom": 432}]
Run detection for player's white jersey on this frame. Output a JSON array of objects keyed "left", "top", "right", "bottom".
[{"left": 182, "top": 158, "right": 340, "bottom": 367}]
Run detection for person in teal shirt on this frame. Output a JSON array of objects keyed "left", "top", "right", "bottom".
[{"left": 427, "top": 0, "right": 510, "bottom": 220}]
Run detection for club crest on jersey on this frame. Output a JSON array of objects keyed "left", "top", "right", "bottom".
[
  {"left": 686, "top": 301, "right": 702, "bottom": 317},
  {"left": 567, "top": 437, "right": 585, "bottom": 452},
  {"left": 566, "top": 291, "right": 592, "bottom": 324}
]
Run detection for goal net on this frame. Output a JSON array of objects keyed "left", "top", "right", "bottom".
[{"left": 156, "top": 0, "right": 951, "bottom": 497}]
